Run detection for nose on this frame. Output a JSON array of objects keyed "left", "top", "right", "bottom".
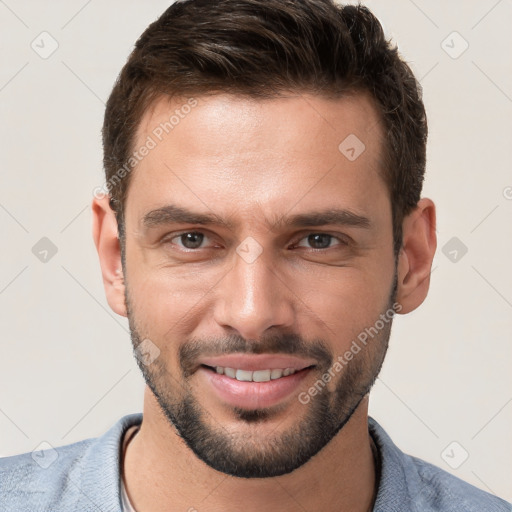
[{"left": 212, "top": 246, "right": 295, "bottom": 341}]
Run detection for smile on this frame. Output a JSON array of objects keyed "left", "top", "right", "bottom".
[
  {"left": 198, "top": 363, "right": 315, "bottom": 409},
  {"left": 209, "top": 366, "right": 297, "bottom": 382}
]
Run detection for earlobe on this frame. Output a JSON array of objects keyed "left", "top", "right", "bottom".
[
  {"left": 91, "top": 196, "right": 127, "bottom": 317},
  {"left": 395, "top": 198, "right": 437, "bottom": 314}
]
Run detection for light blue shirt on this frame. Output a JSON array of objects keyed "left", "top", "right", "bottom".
[{"left": 1, "top": 413, "right": 510, "bottom": 511}]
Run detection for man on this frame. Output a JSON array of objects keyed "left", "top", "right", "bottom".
[{"left": 1, "top": 0, "right": 510, "bottom": 510}]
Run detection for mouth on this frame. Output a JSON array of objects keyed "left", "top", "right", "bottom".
[
  {"left": 201, "top": 364, "right": 313, "bottom": 382},
  {"left": 196, "top": 355, "right": 317, "bottom": 410}
]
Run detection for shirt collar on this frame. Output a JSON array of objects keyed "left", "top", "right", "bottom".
[
  {"left": 75, "top": 413, "right": 415, "bottom": 511},
  {"left": 369, "top": 416, "right": 419, "bottom": 511}
]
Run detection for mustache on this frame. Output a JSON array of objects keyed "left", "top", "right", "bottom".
[{"left": 180, "top": 332, "right": 333, "bottom": 377}]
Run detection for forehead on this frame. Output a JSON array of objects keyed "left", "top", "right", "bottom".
[
  {"left": 136, "top": 90, "right": 383, "bottom": 158},
  {"left": 126, "top": 91, "right": 387, "bottom": 226}
]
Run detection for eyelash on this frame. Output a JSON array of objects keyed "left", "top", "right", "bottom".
[{"left": 162, "top": 230, "right": 350, "bottom": 252}]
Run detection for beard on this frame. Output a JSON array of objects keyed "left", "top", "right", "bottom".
[{"left": 125, "top": 270, "right": 398, "bottom": 479}]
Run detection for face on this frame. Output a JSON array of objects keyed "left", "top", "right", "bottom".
[{"left": 122, "top": 92, "right": 398, "bottom": 478}]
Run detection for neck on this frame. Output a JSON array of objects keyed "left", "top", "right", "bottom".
[{"left": 123, "top": 387, "right": 377, "bottom": 512}]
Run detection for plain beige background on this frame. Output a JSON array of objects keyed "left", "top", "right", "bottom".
[{"left": 0, "top": 0, "right": 511, "bottom": 502}]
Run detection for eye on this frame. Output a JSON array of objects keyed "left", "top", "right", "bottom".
[
  {"left": 162, "top": 231, "right": 349, "bottom": 253},
  {"left": 166, "top": 231, "right": 212, "bottom": 250},
  {"left": 294, "top": 233, "right": 347, "bottom": 250}
]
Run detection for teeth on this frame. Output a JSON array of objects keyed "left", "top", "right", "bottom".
[
  {"left": 224, "top": 367, "right": 236, "bottom": 378},
  {"left": 252, "top": 369, "right": 271, "bottom": 382},
  {"left": 214, "top": 366, "right": 297, "bottom": 382},
  {"left": 235, "top": 369, "right": 253, "bottom": 381},
  {"left": 271, "top": 368, "right": 283, "bottom": 380}
]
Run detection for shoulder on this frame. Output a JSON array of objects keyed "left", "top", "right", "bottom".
[
  {"left": 0, "top": 413, "right": 142, "bottom": 512},
  {"left": 0, "top": 438, "right": 94, "bottom": 511},
  {"left": 406, "top": 453, "right": 511, "bottom": 511},
  {"left": 368, "top": 416, "right": 511, "bottom": 512}
]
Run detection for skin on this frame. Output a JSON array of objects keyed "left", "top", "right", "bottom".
[{"left": 92, "top": 91, "right": 436, "bottom": 512}]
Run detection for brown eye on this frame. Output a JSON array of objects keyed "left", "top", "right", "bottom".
[
  {"left": 180, "top": 232, "right": 204, "bottom": 249},
  {"left": 167, "top": 231, "right": 208, "bottom": 250},
  {"left": 295, "top": 233, "right": 345, "bottom": 250}
]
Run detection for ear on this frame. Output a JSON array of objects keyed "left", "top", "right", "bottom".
[
  {"left": 91, "top": 195, "right": 127, "bottom": 317},
  {"left": 395, "top": 198, "right": 437, "bottom": 314}
]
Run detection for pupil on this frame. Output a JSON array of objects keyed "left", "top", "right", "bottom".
[
  {"left": 309, "top": 234, "right": 331, "bottom": 249},
  {"left": 182, "top": 232, "right": 203, "bottom": 249}
]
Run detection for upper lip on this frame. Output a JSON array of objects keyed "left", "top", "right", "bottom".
[{"left": 199, "top": 354, "right": 316, "bottom": 372}]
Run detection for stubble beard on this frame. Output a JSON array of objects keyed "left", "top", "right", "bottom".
[{"left": 125, "top": 272, "right": 397, "bottom": 478}]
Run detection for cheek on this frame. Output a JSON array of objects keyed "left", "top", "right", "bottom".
[
  {"left": 126, "top": 235, "right": 395, "bottom": 349},
  {"left": 127, "top": 262, "right": 227, "bottom": 335},
  {"left": 293, "top": 267, "right": 394, "bottom": 347}
]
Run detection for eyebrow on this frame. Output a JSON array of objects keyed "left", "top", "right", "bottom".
[{"left": 141, "top": 204, "right": 372, "bottom": 231}]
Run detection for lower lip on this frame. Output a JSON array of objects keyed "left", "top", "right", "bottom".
[{"left": 198, "top": 366, "right": 313, "bottom": 410}]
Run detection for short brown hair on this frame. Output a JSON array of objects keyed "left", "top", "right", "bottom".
[{"left": 102, "top": 0, "right": 427, "bottom": 256}]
